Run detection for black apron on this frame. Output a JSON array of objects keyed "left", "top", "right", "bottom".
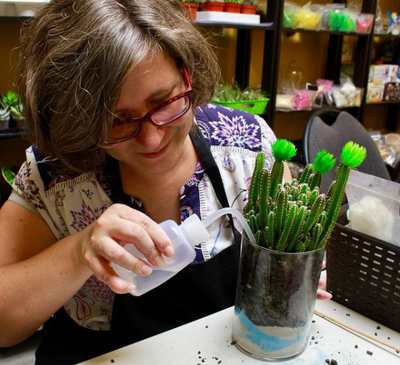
[{"left": 35, "top": 130, "right": 241, "bottom": 365}]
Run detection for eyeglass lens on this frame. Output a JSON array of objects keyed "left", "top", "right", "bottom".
[{"left": 107, "top": 95, "right": 190, "bottom": 143}]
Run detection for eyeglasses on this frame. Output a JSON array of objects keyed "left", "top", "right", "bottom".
[{"left": 104, "top": 68, "right": 192, "bottom": 145}]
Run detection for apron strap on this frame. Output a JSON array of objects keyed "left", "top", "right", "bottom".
[{"left": 190, "top": 126, "right": 241, "bottom": 243}]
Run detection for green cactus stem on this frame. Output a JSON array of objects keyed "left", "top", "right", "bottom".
[
  {"left": 244, "top": 152, "right": 265, "bottom": 216},
  {"left": 298, "top": 193, "right": 307, "bottom": 206},
  {"left": 309, "top": 188, "right": 319, "bottom": 206},
  {"left": 286, "top": 205, "right": 308, "bottom": 252},
  {"left": 266, "top": 211, "right": 276, "bottom": 249},
  {"left": 248, "top": 215, "right": 257, "bottom": 235},
  {"left": 295, "top": 241, "right": 306, "bottom": 252},
  {"left": 259, "top": 169, "right": 271, "bottom": 225},
  {"left": 255, "top": 230, "right": 263, "bottom": 247},
  {"left": 319, "top": 142, "right": 366, "bottom": 244},
  {"left": 302, "top": 195, "right": 326, "bottom": 235},
  {"left": 275, "top": 189, "right": 288, "bottom": 236},
  {"left": 276, "top": 204, "right": 298, "bottom": 252},
  {"left": 270, "top": 139, "right": 297, "bottom": 199},
  {"left": 309, "top": 223, "right": 322, "bottom": 251},
  {"left": 299, "top": 165, "right": 313, "bottom": 184},
  {"left": 318, "top": 211, "right": 327, "bottom": 227}
]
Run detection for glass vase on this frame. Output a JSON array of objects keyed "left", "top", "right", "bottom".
[{"left": 232, "top": 236, "right": 325, "bottom": 361}]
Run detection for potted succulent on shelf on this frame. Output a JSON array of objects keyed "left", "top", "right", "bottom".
[
  {"left": 232, "top": 139, "right": 366, "bottom": 360},
  {"left": 0, "top": 96, "right": 10, "bottom": 130},
  {"left": 201, "top": 0, "right": 224, "bottom": 12},
  {"left": 179, "top": 0, "right": 200, "bottom": 21},
  {"left": 2, "top": 90, "right": 25, "bottom": 130},
  {"left": 241, "top": 0, "right": 258, "bottom": 14},
  {"left": 212, "top": 80, "right": 270, "bottom": 115},
  {"left": 1, "top": 165, "right": 15, "bottom": 187},
  {"left": 224, "top": 0, "right": 243, "bottom": 13}
]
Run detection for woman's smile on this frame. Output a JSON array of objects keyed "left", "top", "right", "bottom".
[{"left": 139, "top": 141, "right": 170, "bottom": 159}]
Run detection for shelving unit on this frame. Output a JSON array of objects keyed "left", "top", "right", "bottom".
[
  {"left": 197, "top": 0, "right": 284, "bottom": 130},
  {"left": 198, "top": 0, "right": 397, "bottom": 133},
  {"left": 1, "top": 0, "right": 399, "bottom": 137}
]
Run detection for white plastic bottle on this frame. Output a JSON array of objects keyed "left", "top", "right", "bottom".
[
  {"left": 112, "top": 214, "right": 210, "bottom": 296},
  {"left": 112, "top": 208, "right": 256, "bottom": 296}
]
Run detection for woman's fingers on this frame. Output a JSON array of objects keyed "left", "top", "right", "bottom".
[
  {"left": 86, "top": 235, "right": 153, "bottom": 275},
  {"left": 95, "top": 218, "right": 166, "bottom": 268},
  {"left": 113, "top": 204, "right": 174, "bottom": 258},
  {"left": 317, "top": 289, "right": 332, "bottom": 300},
  {"left": 85, "top": 253, "right": 136, "bottom": 294},
  {"left": 317, "top": 276, "right": 332, "bottom": 300},
  {"left": 89, "top": 204, "right": 174, "bottom": 267},
  {"left": 77, "top": 203, "right": 178, "bottom": 293}
]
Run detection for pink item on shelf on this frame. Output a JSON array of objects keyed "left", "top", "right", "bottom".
[
  {"left": 357, "top": 18, "right": 372, "bottom": 33},
  {"left": 317, "top": 79, "right": 334, "bottom": 91},
  {"left": 292, "top": 90, "right": 312, "bottom": 110},
  {"left": 356, "top": 14, "right": 374, "bottom": 33}
]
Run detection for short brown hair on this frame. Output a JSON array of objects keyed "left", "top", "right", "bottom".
[{"left": 17, "top": 0, "right": 220, "bottom": 173}]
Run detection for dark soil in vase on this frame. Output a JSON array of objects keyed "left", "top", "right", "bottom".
[{"left": 235, "top": 239, "right": 324, "bottom": 329}]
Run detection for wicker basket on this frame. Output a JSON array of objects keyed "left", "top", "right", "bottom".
[
  {"left": 212, "top": 98, "right": 270, "bottom": 115},
  {"left": 326, "top": 205, "right": 400, "bottom": 332}
]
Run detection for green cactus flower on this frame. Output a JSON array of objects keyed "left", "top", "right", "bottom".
[
  {"left": 340, "top": 141, "right": 367, "bottom": 169},
  {"left": 312, "top": 150, "right": 336, "bottom": 175},
  {"left": 272, "top": 139, "right": 297, "bottom": 162}
]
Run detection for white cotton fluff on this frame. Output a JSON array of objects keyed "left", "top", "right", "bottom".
[{"left": 346, "top": 196, "right": 394, "bottom": 243}]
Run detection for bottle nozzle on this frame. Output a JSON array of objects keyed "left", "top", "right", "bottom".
[{"left": 180, "top": 214, "right": 210, "bottom": 247}]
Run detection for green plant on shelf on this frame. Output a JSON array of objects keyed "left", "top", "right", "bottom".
[
  {"left": 1, "top": 165, "right": 15, "bottom": 187},
  {"left": 213, "top": 79, "right": 268, "bottom": 102},
  {"left": 1, "top": 91, "right": 24, "bottom": 119},
  {"left": 0, "top": 97, "right": 10, "bottom": 121},
  {"left": 243, "top": 139, "right": 367, "bottom": 253}
]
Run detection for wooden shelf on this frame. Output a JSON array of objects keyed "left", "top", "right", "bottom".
[
  {"left": 197, "top": 21, "right": 274, "bottom": 31},
  {"left": 0, "top": 16, "right": 29, "bottom": 22},
  {"left": 366, "top": 101, "right": 400, "bottom": 106},
  {"left": 372, "top": 33, "right": 400, "bottom": 38},
  {"left": 0, "top": 128, "right": 23, "bottom": 139},
  {"left": 276, "top": 106, "right": 360, "bottom": 114},
  {"left": 283, "top": 27, "right": 371, "bottom": 37}
]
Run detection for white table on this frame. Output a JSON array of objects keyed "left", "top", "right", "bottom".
[{"left": 79, "top": 299, "right": 400, "bottom": 365}]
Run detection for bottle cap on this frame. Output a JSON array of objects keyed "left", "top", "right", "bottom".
[{"left": 181, "top": 214, "right": 210, "bottom": 247}]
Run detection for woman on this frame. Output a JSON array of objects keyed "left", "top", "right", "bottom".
[{"left": 0, "top": 1, "right": 328, "bottom": 363}]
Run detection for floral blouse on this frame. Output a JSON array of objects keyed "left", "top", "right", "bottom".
[{"left": 11, "top": 104, "right": 276, "bottom": 331}]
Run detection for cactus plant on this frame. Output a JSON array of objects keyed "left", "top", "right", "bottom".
[{"left": 244, "top": 139, "right": 366, "bottom": 252}]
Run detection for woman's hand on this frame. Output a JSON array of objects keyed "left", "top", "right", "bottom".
[
  {"left": 317, "top": 261, "right": 332, "bottom": 300},
  {"left": 78, "top": 204, "right": 174, "bottom": 294}
]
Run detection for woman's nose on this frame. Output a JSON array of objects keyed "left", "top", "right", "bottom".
[{"left": 135, "top": 121, "right": 164, "bottom": 149}]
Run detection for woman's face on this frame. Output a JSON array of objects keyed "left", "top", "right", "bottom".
[{"left": 103, "top": 52, "right": 194, "bottom": 175}]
